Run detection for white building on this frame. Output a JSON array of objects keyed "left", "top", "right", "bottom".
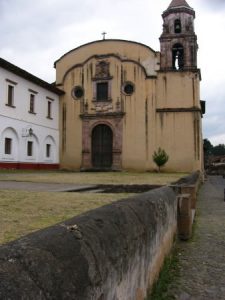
[{"left": 0, "top": 58, "right": 63, "bottom": 169}]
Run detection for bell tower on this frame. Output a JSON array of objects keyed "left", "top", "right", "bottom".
[{"left": 160, "top": 0, "right": 198, "bottom": 71}]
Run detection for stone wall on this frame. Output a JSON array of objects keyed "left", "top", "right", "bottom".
[
  {"left": 172, "top": 171, "right": 201, "bottom": 240},
  {"left": 0, "top": 186, "right": 177, "bottom": 300}
]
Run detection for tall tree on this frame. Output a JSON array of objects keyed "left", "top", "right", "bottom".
[{"left": 203, "top": 138, "right": 213, "bottom": 156}]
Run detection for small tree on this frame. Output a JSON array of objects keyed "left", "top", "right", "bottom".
[{"left": 153, "top": 147, "right": 169, "bottom": 172}]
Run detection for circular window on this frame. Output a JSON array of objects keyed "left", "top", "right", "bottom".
[
  {"left": 123, "top": 82, "right": 135, "bottom": 95},
  {"left": 72, "top": 86, "right": 84, "bottom": 99}
]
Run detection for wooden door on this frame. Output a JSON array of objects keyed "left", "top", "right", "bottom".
[{"left": 92, "top": 125, "right": 113, "bottom": 168}]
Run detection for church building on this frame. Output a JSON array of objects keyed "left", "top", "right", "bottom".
[{"left": 54, "top": 0, "right": 204, "bottom": 172}]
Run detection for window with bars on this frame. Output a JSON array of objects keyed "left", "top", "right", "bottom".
[
  {"left": 27, "top": 141, "right": 33, "bottom": 156},
  {"left": 29, "top": 94, "right": 35, "bottom": 113},
  {"left": 46, "top": 144, "right": 51, "bottom": 158},
  {"left": 5, "top": 138, "right": 12, "bottom": 155},
  {"left": 7, "top": 85, "right": 14, "bottom": 106},
  {"left": 47, "top": 101, "right": 52, "bottom": 118}
]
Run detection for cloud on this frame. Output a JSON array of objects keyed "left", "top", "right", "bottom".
[
  {"left": 209, "top": 134, "right": 225, "bottom": 146},
  {"left": 0, "top": 0, "right": 164, "bottom": 81},
  {"left": 0, "top": 0, "right": 225, "bottom": 145},
  {"left": 198, "top": 0, "right": 225, "bottom": 11}
]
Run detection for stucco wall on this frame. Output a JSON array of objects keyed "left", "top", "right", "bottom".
[
  {"left": 156, "top": 71, "right": 201, "bottom": 109},
  {"left": 58, "top": 48, "right": 159, "bottom": 170},
  {"left": 0, "top": 67, "right": 59, "bottom": 129},
  {"left": 0, "top": 116, "right": 59, "bottom": 165},
  {"left": 155, "top": 112, "right": 202, "bottom": 172},
  {"left": 0, "top": 186, "right": 177, "bottom": 300},
  {"left": 0, "top": 66, "right": 60, "bottom": 166},
  {"left": 55, "top": 39, "right": 159, "bottom": 84},
  {"left": 56, "top": 39, "right": 203, "bottom": 172}
]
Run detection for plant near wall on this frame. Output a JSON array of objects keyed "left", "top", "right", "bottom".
[{"left": 153, "top": 148, "right": 169, "bottom": 172}]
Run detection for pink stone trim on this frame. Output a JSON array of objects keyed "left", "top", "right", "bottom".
[{"left": 81, "top": 115, "right": 123, "bottom": 170}]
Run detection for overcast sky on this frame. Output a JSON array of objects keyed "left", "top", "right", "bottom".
[{"left": 0, "top": 0, "right": 224, "bottom": 145}]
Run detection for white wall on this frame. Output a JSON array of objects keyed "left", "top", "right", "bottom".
[{"left": 0, "top": 66, "right": 59, "bottom": 165}]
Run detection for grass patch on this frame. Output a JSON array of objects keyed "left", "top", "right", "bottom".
[
  {"left": 0, "top": 190, "right": 132, "bottom": 245},
  {"left": 147, "top": 246, "right": 180, "bottom": 300},
  {"left": 0, "top": 171, "right": 188, "bottom": 245},
  {"left": 0, "top": 170, "right": 188, "bottom": 185}
]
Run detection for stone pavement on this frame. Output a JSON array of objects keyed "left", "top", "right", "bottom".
[{"left": 165, "top": 176, "right": 225, "bottom": 299}]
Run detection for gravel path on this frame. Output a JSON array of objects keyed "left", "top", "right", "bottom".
[{"left": 165, "top": 176, "right": 225, "bottom": 299}]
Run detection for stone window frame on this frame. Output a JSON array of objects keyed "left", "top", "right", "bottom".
[
  {"left": 72, "top": 86, "right": 84, "bottom": 100},
  {"left": 122, "top": 81, "right": 135, "bottom": 96},
  {"left": 92, "top": 79, "right": 112, "bottom": 102}
]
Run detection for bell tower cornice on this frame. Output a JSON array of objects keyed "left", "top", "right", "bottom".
[{"left": 163, "top": 0, "right": 195, "bottom": 18}]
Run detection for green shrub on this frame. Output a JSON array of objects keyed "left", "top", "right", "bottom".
[{"left": 153, "top": 148, "right": 169, "bottom": 172}]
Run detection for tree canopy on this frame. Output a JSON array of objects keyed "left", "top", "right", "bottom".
[{"left": 204, "top": 139, "right": 225, "bottom": 156}]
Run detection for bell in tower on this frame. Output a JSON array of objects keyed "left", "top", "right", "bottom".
[{"left": 160, "top": 0, "right": 198, "bottom": 71}]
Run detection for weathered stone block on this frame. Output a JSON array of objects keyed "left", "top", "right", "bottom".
[
  {"left": 180, "top": 185, "right": 197, "bottom": 209},
  {"left": 177, "top": 194, "right": 192, "bottom": 240}
]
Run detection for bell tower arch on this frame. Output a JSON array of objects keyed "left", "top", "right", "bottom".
[{"left": 160, "top": 0, "right": 198, "bottom": 71}]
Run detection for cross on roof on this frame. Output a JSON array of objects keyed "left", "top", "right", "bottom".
[{"left": 102, "top": 32, "right": 107, "bottom": 40}]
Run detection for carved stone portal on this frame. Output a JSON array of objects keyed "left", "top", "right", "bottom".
[{"left": 81, "top": 113, "right": 124, "bottom": 170}]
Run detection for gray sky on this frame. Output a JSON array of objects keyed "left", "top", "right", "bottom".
[{"left": 0, "top": 0, "right": 224, "bottom": 145}]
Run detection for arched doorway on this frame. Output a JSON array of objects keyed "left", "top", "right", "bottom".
[{"left": 92, "top": 124, "right": 113, "bottom": 168}]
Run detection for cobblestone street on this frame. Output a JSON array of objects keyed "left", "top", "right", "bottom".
[{"left": 166, "top": 176, "right": 225, "bottom": 299}]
